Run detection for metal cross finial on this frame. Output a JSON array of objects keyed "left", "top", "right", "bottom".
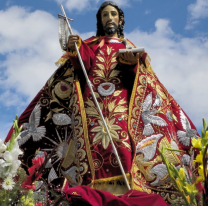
[{"left": 59, "top": 5, "right": 74, "bottom": 35}]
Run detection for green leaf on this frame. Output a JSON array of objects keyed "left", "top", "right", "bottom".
[
  {"left": 165, "top": 148, "right": 184, "bottom": 152},
  {"left": 202, "top": 129, "right": 205, "bottom": 138},
  {"left": 203, "top": 118, "right": 207, "bottom": 130}
]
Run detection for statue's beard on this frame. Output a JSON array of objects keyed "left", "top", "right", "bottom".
[{"left": 103, "top": 22, "right": 118, "bottom": 36}]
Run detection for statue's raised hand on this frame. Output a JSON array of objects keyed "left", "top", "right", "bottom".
[{"left": 67, "top": 34, "right": 79, "bottom": 51}]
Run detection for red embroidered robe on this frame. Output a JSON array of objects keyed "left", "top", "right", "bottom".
[
  {"left": 5, "top": 36, "right": 198, "bottom": 205},
  {"left": 68, "top": 37, "right": 133, "bottom": 182}
]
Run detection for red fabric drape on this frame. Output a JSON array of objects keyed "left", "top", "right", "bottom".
[{"left": 64, "top": 185, "right": 169, "bottom": 206}]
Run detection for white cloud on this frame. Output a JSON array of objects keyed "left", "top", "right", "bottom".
[
  {"left": 0, "top": 5, "right": 207, "bottom": 139},
  {"left": 53, "top": 0, "right": 132, "bottom": 12},
  {"left": 186, "top": 0, "right": 208, "bottom": 29},
  {"left": 0, "top": 6, "right": 62, "bottom": 102},
  {"left": 0, "top": 90, "right": 25, "bottom": 107},
  {"left": 54, "top": 0, "right": 100, "bottom": 12},
  {"left": 111, "top": 0, "right": 131, "bottom": 7},
  {"left": 126, "top": 19, "right": 208, "bottom": 129}
]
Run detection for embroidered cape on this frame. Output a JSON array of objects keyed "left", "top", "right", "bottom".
[{"left": 5, "top": 36, "right": 198, "bottom": 205}]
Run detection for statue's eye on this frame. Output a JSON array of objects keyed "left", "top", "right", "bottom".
[{"left": 111, "top": 12, "right": 117, "bottom": 16}]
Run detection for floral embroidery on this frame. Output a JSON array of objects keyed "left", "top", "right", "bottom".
[{"left": 91, "top": 118, "right": 122, "bottom": 149}]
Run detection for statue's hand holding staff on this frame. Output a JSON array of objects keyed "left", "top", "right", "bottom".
[{"left": 67, "top": 34, "right": 79, "bottom": 51}]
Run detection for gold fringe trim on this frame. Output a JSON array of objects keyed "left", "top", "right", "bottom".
[
  {"left": 55, "top": 56, "right": 69, "bottom": 67},
  {"left": 75, "top": 75, "right": 95, "bottom": 181},
  {"left": 90, "top": 173, "right": 131, "bottom": 190},
  {"left": 55, "top": 36, "right": 82, "bottom": 67},
  {"left": 127, "top": 63, "right": 140, "bottom": 135}
]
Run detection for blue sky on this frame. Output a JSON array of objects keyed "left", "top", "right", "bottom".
[{"left": 0, "top": 0, "right": 208, "bottom": 141}]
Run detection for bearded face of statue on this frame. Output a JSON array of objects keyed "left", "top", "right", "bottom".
[
  {"left": 96, "top": 1, "right": 125, "bottom": 38},
  {"left": 101, "top": 5, "right": 120, "bottom": 37}
]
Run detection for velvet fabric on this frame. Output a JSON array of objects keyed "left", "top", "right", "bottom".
[
  {"left": 5, "top": 36, "right": 199, "bottom": 205},
  {"left": 64, "top": 185, "right": 169, "bottom": 206}
]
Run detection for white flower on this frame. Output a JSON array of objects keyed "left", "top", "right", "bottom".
[
  {"left": 0, "top": 141, "right": 23, "bottom": 178},
  {"left": 91, "top": 118, "right": 121, "bottom": 149},
  {"left": 0, "top": 139, "right": 7, "bottom": 154},
  {"left": 2, "top": 175, "right": 15, "bottom": 190}
]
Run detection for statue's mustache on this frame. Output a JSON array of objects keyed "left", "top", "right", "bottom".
[{"left": 104, "top": 21, "right": 117, "bottom": 27}]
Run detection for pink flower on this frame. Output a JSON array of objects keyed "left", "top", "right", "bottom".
[
  {"left": 22, "top": 153, "right": 45, "bottom": 190},
  {"left": 35, "top": 203, "right": 45, "bottom": 206},
  {"left": 22, "top": 176, "right": 36, "bottom": 190}
]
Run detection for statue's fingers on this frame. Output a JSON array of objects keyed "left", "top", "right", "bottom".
[{"left": 123, "top": 52, "right": 129, "bottom": 60}]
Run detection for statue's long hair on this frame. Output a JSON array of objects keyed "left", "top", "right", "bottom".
[{"left": 96, "top": 1, "right": 125, "bottom": 38}]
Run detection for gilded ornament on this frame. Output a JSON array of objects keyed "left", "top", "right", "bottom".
[
  {"left": 111, "top": 57, "right": 117, "bottom": 63},
  {"left": 158, "top": 137, "right": 180, "bottom": 165},
  {"left": 109, "top": 70, "right": 120, "bottom": 79},
  {"left": 54, "top": 81, "right": 72, "bottom": 99},
  {"left": 96, "top": 56, "right": 105, "bottom": 62},
  {"left": 113, "top": 90, "right": 122, "bottom": 96},
  {"left": 62, "top": 140, "right": 76, "bottom": 168},
  {"left": 137, "top": 85, "right": 145, "bottom": 96},
  {"left": 108, "top": 99, "right": 117, "bottom": 112},
  {"left": 156, "top": 85, "right": 167, "bottom": 100},
  {"left": 91, "top": 117, "right": 122, "bottom": 149},
  {"left": 107, "top": 46, "right": 112, "bottom": 56},
  {"left": 139, "top": 75, "right": 146, "bottom": 86},
  {"left": 110, "top": 63, "right": 117, "bottom": 70},
  {"left": 96, "top": 63, "right": 105, "bottom": 70},
  {"left": 114, "top": 105, "right": 128, "bottom": 113},
  {"left": 94, "top": 70, "right": 105, "bottom": 78}
]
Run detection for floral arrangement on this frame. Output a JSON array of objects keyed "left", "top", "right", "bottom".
[
  {"left": 0, "top": 116, "right": 71, "bottom": 206},
  {"left": 0, "top": 116, "right": 46, "bottom": 206},
  {"left": 1, "top": 115, "right": 208, "bottom": 206},
  {"left": 159, "top": 118, "right": 208, "bottom": 206}
]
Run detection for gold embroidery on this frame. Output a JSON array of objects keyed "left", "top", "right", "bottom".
[
  {"left": 75, "top": 76, "right": 95, "bottom": 181},
  {"left": 108, "top": 99, "right": 117, "bottom": 112},
  {"left": 158, "top": 137, "right": 180, "bottom": 165},
  {"left": 110, "top": 63, "right": 117, "bottom": 70},
  {"left": 94, "top": 70, "right": 105, "bottom": 78},
  {"left": 91, "top": 118, "right": 122, "bottom": 149},
  {"left": 114, "top": 105, "right": 128, "bottom": 113},
  {"left": 62, "top": 139, "right": 76, "bottom": 168},
  {"left": 97, "top": 63, "right": 105, "bottom": 70},
  {"left": 113, "top": 90, "right": 122, "bottom": 96},
  {"left": 128, "top": 63, "right": 141, "bottom": 133},
  {"left": 107, "top": 46, "right": 112, "bottom": 56},
  {"left": 96, "top": 56, "right": 105, "bottom": 62},
  {"left": 109, "top": 70, "right": 120, "bottom": 79},
  {"left": 111, "top": 57, "right": 117, "bottom": 63},
  {"left": 136, "top": 155, "right": 161, "bottom": 182}
]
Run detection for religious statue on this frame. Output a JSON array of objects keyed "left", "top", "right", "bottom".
[{"left": 5, "top": 1, "right": 198, "bottom": 205}]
